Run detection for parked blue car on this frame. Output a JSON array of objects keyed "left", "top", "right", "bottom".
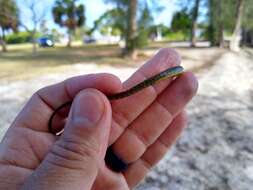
[{"left": 38, "top": 37, "right": 54, "bottom": 47}]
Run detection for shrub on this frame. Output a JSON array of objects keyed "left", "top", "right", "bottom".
[
  {"left": 136, "top": 29, "right": 149, "bottom": 48},
  {"left": 165, "top": 31, "right": 189, "bottom": 41},
  {"left": 6, "top": 32, "right": 31, "bottom": 44}
]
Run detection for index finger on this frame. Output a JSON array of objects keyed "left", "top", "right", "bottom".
[
  {"left": 12, "top": 73, "right": 122, "bottom": 132},
  {"left": 110, "top": 48, "right": 181, "bottom": 143}
]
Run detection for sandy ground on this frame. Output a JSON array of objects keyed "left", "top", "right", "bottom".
[
  {"left": 0, "top": 48, "right": 252, "bottom": 189},
  {"left": 136, "top": 50, "right": 253, "bottom": 190}
]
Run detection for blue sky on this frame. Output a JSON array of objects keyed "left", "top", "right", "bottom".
[{"left": 17, "top": 0, "right": 180, "bottom": 33}]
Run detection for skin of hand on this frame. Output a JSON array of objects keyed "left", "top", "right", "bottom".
[{"left": 0, "top": 48, "right": 198, "bottom": 190}]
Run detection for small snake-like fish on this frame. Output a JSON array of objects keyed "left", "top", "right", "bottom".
[
  {"left": 48, "top": 65, "right": 184, "bottom": 172},
  {"left": 48, "top": 65, "right": 184, "bottom": 134}
]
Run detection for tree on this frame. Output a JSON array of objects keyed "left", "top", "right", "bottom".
[
  {"left": 190, "top": 0, "right": 200, "bottom": 47},
  {"left": 52, "top": 0, "right": 85, "bottom": 48},
  {"left": 21, "top": 0, "right": 48, "bottom": 55},
  {"left": 0, "top": 0, "right": 19, "bottom": 52},
  {"left": 125, "top": 0, "right": 137, "bottom": 58},
  {"left": 176, "top": 0, "right": 204, "bottom": 46},
  {"left": 136, "top": 3, "right": 154, "bottom": 47},
  {"left": 230, "top": 0, "right": 244, "bottom": 51},
  {"left": 90, "top": 8, "right": 126, "bottom": 38},
  {"left": 241, "top": 0, "right": 253, "bottom": 46},
  {"left": 103, "top": 0, "right": 161, "bottom": 58},
  {"left": 104, "top": 0, "right": 161, "bottom": 58},
  {"left": 207, "top": 0, "right": 237, "bottom": 47},
  {"left": 105, "top": 0, "right": 138, "bottom": 58},
  {"left": 217, "top": 0, "right": 224, "bottom": 47},
  {"left": 207, "top": 0, "right": 223, "bottom": 46},
  {"left": 171, "top": 9, "right": 192, "bottom": 38},
  {"left": 103, "top": 0, "right": 137, "bottom": 57}
]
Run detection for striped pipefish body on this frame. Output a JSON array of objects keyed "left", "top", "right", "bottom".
[{"left": 48, "top": 65, "right": 184, "bottom": 134}]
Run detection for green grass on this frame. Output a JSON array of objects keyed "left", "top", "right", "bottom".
[
  {"left": 1, "top": 43, "right": 122, "bottom": 66},
  {"left": 0, "top": 43, "right": 137, "bottom": 81}
]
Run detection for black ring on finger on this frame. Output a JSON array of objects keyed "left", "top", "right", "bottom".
[{"left": 105, "top": 146, "right": 128, "bottom": 173}]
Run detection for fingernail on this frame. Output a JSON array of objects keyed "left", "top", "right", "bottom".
[{"left": 72, "top": 90, "right": 104, "bottom": 127}]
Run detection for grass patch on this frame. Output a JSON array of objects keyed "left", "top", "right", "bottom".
[{"left": 0, "top": 43, "right": 137, "bottom": 80}]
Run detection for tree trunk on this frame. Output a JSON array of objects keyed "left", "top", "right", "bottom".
[
  {"left": 0, "top": 28, "right": 7, "bottom": 52},
  {"left": 230, "top": 0, "right": 244, "bottom": 52},
  {"left": 218, "top": 24, "right": 224, "bottom": 48},
  {"left": 218, "top": 0, "right": 224, "bottom": 48},
  {"left": 67, "top": 29, "right": 72, "bottom": 48},
  {"left": 0, "top": 39, "right": 7, "bottom": 52},
  {"left": 125, "top": 0, "right": 137, "bottom": 59},
  {"left": 191, "top": 0, "right": 200, "bottom": 47},
  {"left": 208, "top": 0, "right": 215, "bottom": 46},
  {"left": 31, "top": 31, "right": 37, "bottom": 55}
]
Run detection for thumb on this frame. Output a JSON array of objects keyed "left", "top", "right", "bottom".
[{"left": 23, "top": 89, "right": 112, "bottom": 190}]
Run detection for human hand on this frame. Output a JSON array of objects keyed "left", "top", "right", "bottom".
[{"left": 0, "top": 48, "right": 198, "bottom": 190}]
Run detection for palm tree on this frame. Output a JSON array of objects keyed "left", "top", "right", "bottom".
[{"left": 52, "top": 0, "right": 85, "bottom": 47}]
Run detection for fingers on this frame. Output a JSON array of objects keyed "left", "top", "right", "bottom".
[
  {"left": 110, "top": 48, "right": 181, "bottom": 144},
  {"left": 111, "top": 72, "right": 198, "bottom": 163},
  {"left": 22, "top": 89, "right": 112, "bottom": 190},
  {"left": 38, "top": 73, "right": 121, "bottom": 111},
  {"left": 13, "top": 74, "right": 121, "bottom": 132},
  {"left": 123, "top": 112, "right": 188, "bottom": 188}
]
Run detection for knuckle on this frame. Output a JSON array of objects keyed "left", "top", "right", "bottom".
[
  {"left": 46, "top": 139, "right": 99, "bottom": 171},
  {"left": 159, "top": 48, "right": 181, "bottom": 65},
  {"left": 63, "top": 138, "right": 99, "bottom": 160},
  {"left": 181, "top": 111, "right": 188, "bottom": 125},
  {"left": 182, "top": 72, "right": 199, "bottom": 96},
  {"left": 50, "top": 138, "right": 100, "bottom": 168},
  {"left": 159, "top": 47, "right": 174, "bottom": 55}
]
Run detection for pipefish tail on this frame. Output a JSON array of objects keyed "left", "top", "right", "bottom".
[{"left": 48, "top": 65, "right": 184, "bottom": 134}]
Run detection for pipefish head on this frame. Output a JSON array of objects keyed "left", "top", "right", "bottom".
[{"left": 154, "top": 65, "right": 184, "bottom": 83}]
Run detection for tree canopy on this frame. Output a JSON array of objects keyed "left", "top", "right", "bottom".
[
  {"left": 171, "top": 9, "right": 191, "bottom": 36},
  {"left": 0, "top": 0, "right": 19, "bottom": 52},
  {"left": 0, "top": 0, "right": 19, "bottom": 32}
]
